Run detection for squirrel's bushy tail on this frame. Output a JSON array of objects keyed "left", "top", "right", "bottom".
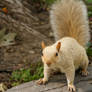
[{"left": 50, "top": 0, "right": 90, "bottom": 47}]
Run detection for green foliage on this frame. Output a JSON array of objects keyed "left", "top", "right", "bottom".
[
  {"left": 86, "top": 0, "right": 92, "bottom": 3},
  {"left": 32, "top": 0, "right": 56, "bottom": 5},
  {"left": 86, "top": 47, "right": 92, "bottom": 56},
  {"left": 11, "top": 64, "right": 43, "bottom": 86},
  {"left": 86, "top": 42, "right": 92, "bottom": 56},
  {"left": 88, "top": 11, "right": 92, "bottom": 17},
  {"left": 86, "top": 0, "right": 92, "bottom": 17},
  {"left": 45, "top": 0, "right": 56, "bottom": 5},
  {"left": 11, "top": 82, "right": 20, "bottom": 87}
]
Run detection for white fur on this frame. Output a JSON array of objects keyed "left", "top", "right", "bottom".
[
  {"left": 50, "top": 0, "right": 90, "bottom": 47},
  {"left": 42, "top": 37, "right": 89, "bottom": 90}
]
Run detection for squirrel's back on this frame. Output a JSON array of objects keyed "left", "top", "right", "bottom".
[{"left": 50, "top": 0, "right": 90, "bottom": 47}]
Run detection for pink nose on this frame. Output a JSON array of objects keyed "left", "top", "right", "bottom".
[{"left": 46, "top": 61, "right": 51, "bottom": 66}]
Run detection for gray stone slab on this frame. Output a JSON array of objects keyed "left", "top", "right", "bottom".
[{"left": 6, "top": 66, "right": 92, "bottom": 92}]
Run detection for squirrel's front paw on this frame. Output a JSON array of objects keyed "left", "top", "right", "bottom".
[
  {"left": 81, "top": 70, "right": 89, "bottom": 76},
  {"left": 36, "top": 78, "right": 47, "bottom": 85},
  {"left": 68, "top": 84, "right": 76, "bottom": 92}
]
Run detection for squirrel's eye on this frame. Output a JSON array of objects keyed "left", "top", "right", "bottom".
[
  {"left": 55, "top": 53, "right": 58, "bottom": 56},
  {"left": 41, "top": 52, "right": 43, "bottom": 56}
]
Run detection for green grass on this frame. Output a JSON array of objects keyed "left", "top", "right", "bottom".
[{"left": 11, "top": 63, "right": 43, "bottom": 86}]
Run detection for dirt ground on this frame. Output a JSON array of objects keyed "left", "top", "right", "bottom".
[{"left": 0, "top": 11, "right": 53, "bottom": 71}]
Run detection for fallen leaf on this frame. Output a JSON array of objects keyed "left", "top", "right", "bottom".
[{"left": 2, "top": 7, "right": 8, "bottom": 13}]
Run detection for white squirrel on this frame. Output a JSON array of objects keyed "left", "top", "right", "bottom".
[{"left": 37, "top": 0, "right": 90, "bottom": 92}]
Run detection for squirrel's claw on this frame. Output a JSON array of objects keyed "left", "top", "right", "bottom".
[
  {"left": 36, "top": 78, "right": 47, "bottom": 85},
  {"left": 68, "top": 84, "right": 76, "bottom": 92},
  {"left": 81, "top": 70, "right": 89, "bottom": 76}
]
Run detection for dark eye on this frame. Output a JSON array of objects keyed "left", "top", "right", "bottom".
[
  {"left": 55, "top": 53, "right": 58, "bottom": 56},
  {"left": 41, "top": 52, "right": 43, "bottom": 56}
]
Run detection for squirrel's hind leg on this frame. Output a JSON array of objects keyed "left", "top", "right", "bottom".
[{"left": 80, "top": 54, "right": 89, "bottom": 76}]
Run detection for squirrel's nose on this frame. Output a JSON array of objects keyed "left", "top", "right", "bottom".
[{"left": 46, "top": 61, "right": 51, "bottom": 67}]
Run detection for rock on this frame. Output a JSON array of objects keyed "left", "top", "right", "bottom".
[{"left": 6, "top": 66, "right": 92, "bottom": 92}]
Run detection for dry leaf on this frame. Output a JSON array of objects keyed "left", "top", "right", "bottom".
[{"left": 2, "top": 7, "right": 8, "bottom": 13}]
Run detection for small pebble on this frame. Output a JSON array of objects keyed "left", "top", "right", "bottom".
[{"left": 29, "top": 50, "right": 35, "bottom": 54}]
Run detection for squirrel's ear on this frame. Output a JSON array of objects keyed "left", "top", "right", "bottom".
[
  {"left": 56, "top": 42, "right": 61, "bottom": 52},
  {"left": 41, "top": 41, "right": 46, "bottom": 49}
]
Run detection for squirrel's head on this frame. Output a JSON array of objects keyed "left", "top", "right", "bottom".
[{"left": 41, "top": 41, "right": 61, "bottom": 67}]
